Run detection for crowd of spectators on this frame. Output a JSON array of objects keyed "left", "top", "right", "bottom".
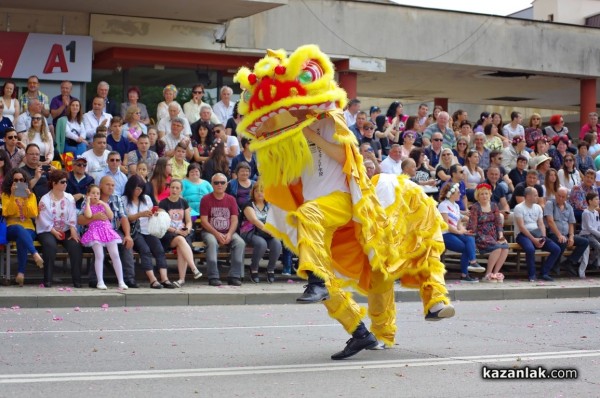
[
  {"left": 0, "top": 78, "right": 286, "bottom": 289},
  {"left": 1, "top": 78, "right": 600, "bottom": 289},
  {"left": 350, "top": 100, "right": 600, "bottom": 282}
]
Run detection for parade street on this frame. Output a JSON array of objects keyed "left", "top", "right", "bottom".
[{"left": 1, "top": 298, "right": 599, "bottom": 397}]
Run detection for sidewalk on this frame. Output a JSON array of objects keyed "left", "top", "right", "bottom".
[{"left": 1, "top": 276, "right": 599, "bottom": 309}]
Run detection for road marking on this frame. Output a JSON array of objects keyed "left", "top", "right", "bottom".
[
  {"left": 1, "top": 350, "right": 598, "bottom": 384},
  {"left": 0, "top": 323, "right": 340, "bottom": 335}
]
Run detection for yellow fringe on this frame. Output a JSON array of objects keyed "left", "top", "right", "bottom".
[{"left": 251, "top": 126, "right": 313, "bottom": 187}]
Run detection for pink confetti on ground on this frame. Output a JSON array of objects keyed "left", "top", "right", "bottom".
[
  {"left": 11, "top": 305, "right": 20, "bottom": 310},
  {"left": 46, "top": 309, "right": 52, "bottom": 313},
  {"left": 65, "top": 287, "right": 72, "bottom": 292},
  {"left": 101, "top": 303, "right": 109, "bottom": 311},
  {"left": 493, "top": 307, "right": 501, "bottom": 311},
  {"left": 6, "top": 329, "right": 14, "bottom": 333},
  {"left": 123, "top": 309, "right": 129, "bottom": 312},
  {"left": 73, "top": 307, "right": 80, "bottom": 312},
  {"left": 287, "top": 279, "right": 295, "bottom": 284},
  {"left": 58, "top": 288, "right": 64, "bottom": 292},
  {"left": 38, "top": 284, "right": 45, "bottom": 288},
  {"left": 52, "top": 316, "right": 63, "bottom": 321},
  {"left": 527, "top": 324, "right": 535, "bottom": 328}
]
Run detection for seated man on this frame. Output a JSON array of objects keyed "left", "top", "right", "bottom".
[
  {"left": 380, "top": 144, "right": 402, "bottom": 175},
  {"left": 510, "top": 169, "right": 544, "bottom": 209},
  {"left": 545, "top": 187, "right": 589, "bottom": 276},
  {"left": 514, "top": 186, "right": 562, "bottom": 282},
  {"left": 484, "top": 166, "right": 510, "bottom": 213},
  {"left": 200, "top": 173, "right": 246, "bottom": 287},
  {"left": 162, "top": 117, "right": 193, "bottom": 158}
]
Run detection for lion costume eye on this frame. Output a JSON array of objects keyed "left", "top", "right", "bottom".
[{"left": 297, "top": 60, "right": 323, "bottom": 84}]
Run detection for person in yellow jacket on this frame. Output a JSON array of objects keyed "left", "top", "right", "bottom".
[
  {"left": 2, "top": 168, "right": 44, "bottom": 286},
  {"left": 234, "top": 45, "right": 454, "bottom": 360}
]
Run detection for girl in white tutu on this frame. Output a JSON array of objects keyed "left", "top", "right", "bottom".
[{"left": 80, "top": 185, "right": 127, "bottom": 290}]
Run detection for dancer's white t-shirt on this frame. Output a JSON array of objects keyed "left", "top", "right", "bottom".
[{"left": 301, "top": 118, "right": 349, "bottom": 201}]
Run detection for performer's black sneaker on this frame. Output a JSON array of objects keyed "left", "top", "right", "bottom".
[
  {"left": 296, "top": 284, "right": 329, "bottom": 303},
  {"left": 331, "top": 332, "right": 378, "bottom": 360},
  {"left": 425, "top": 304, "right": 456, "bottom": 321}
]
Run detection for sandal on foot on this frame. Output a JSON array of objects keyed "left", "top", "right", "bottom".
[
  {"left": 192, "top": 268, "right": 202, "bottom": 280},
  {"left": 150, "top": 280, "right": 163, "bottom": 289},
  {"left": 482, "top": 274, "right": 497, "bottom": 283},
  {"left": 161, "top": 280, "right": 176, "bottom": 289},
  {"left": 33, "top": 254, "right": 44, "bottom": 269},
  {"left": 172, "top": 280, "right": 185, "bottom": 288},
  {"left": 493, "top": 273, "right": 505, "bottom": 283}
]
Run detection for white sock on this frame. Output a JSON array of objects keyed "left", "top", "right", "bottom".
[{"left": 429, "top": 303, "right": 444, "bottom": 313}]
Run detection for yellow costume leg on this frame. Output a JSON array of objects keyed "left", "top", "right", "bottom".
[
  {"left": 367, "top": 269, "right": 396, "bottom": 346},
  {"left": 289, "top": 192, "right": 366, "bottom": 334}
]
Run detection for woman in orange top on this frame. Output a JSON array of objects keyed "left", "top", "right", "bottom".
[{"left": 2, "top": 168, "right": 43, "bottom": 286}]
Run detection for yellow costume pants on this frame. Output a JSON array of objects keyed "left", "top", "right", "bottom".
[
  {"left": 288, "top": 189, "right": 449, "bottom": 346},
  {"left": 289, "top": 191, "right": 396, "bottom": 344}
]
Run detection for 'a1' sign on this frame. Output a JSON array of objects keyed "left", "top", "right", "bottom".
[{"left": 44, "top": 41, "right": 77, "bottom": 74}]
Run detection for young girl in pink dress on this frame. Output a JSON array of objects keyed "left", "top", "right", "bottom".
[{"left": 80, "top": 185, "right": 127, "bottom": 290}]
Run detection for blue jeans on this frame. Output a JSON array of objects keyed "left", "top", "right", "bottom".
[
  {"left": 7, "top": 225, "right": 37, "bottom": 274},
  {"left": 443, "top": 233, "right": 476, "bottom": 274},
  {"left": 64, "top": 142, "right": 87, "bottom": 156},
  {"left": 516, "top": 233, "right": 562, "bottom": 279}
]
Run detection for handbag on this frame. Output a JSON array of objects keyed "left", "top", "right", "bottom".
[
  {"left": 0, "top": 216, "right": 7, "bottom": 245},
  {"left": 129, "top": 203, "right": 141, "bottom": 238},
  {"left": 148, "top": 210, "right": 171, "bottom": 239}
]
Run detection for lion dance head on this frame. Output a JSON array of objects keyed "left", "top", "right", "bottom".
[{"left": 234, "top": 44, "right": 348, "bottom": 187}]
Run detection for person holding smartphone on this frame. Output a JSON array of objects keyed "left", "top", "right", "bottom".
[{"left": 1, "top": 168, "right": 44, "bottom": 286}]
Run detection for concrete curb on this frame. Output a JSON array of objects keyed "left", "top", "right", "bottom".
[{"left": 1, "top": 281, "right": 599, "bottom": 308}]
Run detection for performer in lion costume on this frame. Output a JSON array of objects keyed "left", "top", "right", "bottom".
[{"left": 234, "top": 45, "right": 454, "bottom": 360}]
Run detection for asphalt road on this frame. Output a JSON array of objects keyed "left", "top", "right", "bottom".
[{"left": 1, "top": 298, "right": 599, "bottom": 397}]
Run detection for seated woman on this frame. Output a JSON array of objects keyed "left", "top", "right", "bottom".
[
  {"left": 466, "top": 183, "right": 509, "bottom": 283},
  {"left": 1, "top": 168, "right": 43, "bottom": 286},
  {"left": 181, "top": 163, "right": 213, "bottom": 221},
  {"left": 226, "top": 161, "right": 255, "bottom": 209},
  {"left": 150, "top": 157, "right": 171, "bottom": 205},
  {"left": 408, "top": 148, "right": 436, "bottom": 185},
  {"left": 121, "top": 105, "right": 148, "bottom": 151},
  {"left": 201, "top": 140, "right": 230, "bottom": 182},
  {"left": 543, "top": 168, "right": 560, "bottom": 202},
  {"left": 192, "top": 121, "right": 215, "bottom": 164},
  {"left": 159, "top": 179, "right": 203, "bottom": 287},
  {"left": 122, "top": 175, "right": 173, "bottom": 289},
  {"left": 463, "top": 150, "right": 485, "bottom": 202},
  {"left": 147, "top": 126, "right": 165, "bottom": 158},
  {"left": 56, "top": 99, "right": 86, "bottom": 156},
  {"left": 557, "top": 153, "right": 581, "bottom": 193},
  {"left": 240, "top": 182, "right": 282, "bottom": 284},
  {"left": 22, "top": 113, "right": 53, "bottom": 165},
  {"left": 437, "top": 182, "right": 485, "bottom": 283},
  {"left": 435, "top": 148, "right": 456, "bottom": 188},
  {"left": 36, "top": 170, "right": 82, "bottom": 288},
  {"left": 453, "top": 136, "right": 469, "bottom": 166}
]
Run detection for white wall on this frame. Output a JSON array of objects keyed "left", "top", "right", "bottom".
[{"left": 533, "top": 0, "right": 600, "bottom": 24}]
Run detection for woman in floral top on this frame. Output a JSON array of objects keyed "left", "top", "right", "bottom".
[
  {"left": 36, "top": 170, "right": 82, "bottom": 288},
  {"left": 467, "top": 183, "right": 509, "bottom": 283}
]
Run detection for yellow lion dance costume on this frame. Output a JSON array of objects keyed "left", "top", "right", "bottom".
[{"left": 235, "top": 45, "right": 454, "bottom": 359}]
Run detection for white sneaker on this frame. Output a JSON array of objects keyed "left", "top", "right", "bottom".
[
  {"left": 193, "top": 269, "right": 203, "bottom": 279},
  {"left": 467, "top": 264, "right": 486, "bottom": 273},
  {"left": 97, "top": 283, "right": 108, "bottom": 290},
  {"left": 118, "top": 283, "right": 128, "bottom": 290}
]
